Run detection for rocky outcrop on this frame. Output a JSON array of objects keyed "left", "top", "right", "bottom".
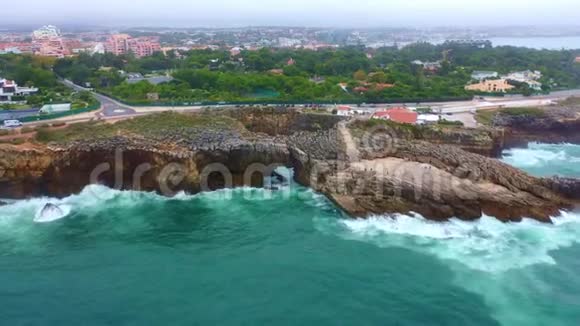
[
  {"left": 493, "top": 106, "right": 580, "bottom": 144},
  {"left": 324, "top": 138, "right": 569, "bottom": 222},
  {"left": 543, "top": 177, "right": 580, "bottom": 200}
]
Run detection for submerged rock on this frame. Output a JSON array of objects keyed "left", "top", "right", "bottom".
[{"left": 34, "top": 203, "right": 66, "bottom": 223}]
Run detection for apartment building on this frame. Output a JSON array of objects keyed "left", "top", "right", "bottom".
[{"left": 106, "top": 34, "right": 161, "bottom": 58}]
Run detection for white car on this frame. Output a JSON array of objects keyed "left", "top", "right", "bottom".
[{"left": 2, "top": 120, "right": 23, "bottom": 128}]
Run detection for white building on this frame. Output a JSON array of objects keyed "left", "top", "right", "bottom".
[
  {"left": 40, "top": 103, "right": 71, "bottom": 114},
  {"left": 0, "top": 78, "right": 38, "bottom": 103},
  {"left": 471, "top": 71, "right": 499, "bottom": 81},
  {"left": 504, "top": 70, "right": 543, "bottom": 90},
  {"left": 417, "top": 114, "right": 440, "bottom": 125},
  {"left": 336, "top": 106, "right": 353, "bottom": 116},
  {"left": 278, "top": 37, "right": 301, "bottom": 48},
  {"left": 32, "top": 25, "right": 61, "bottom": 39}
]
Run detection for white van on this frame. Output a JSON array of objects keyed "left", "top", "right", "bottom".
[{"left": 2, "top": 120, "right": 23, "bottom": 128}]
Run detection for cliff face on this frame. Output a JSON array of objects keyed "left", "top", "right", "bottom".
[
  {"left": 0, "top": 110, "right": 578, "bottom": 223},
  {"left": 493, "top": 106, "right": 580, "bottom": 144}
]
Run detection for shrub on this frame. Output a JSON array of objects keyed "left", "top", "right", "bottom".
[
  {"left": 51, "top": 122, "right": 67, "bottom": 128},
  {"left": 11, "top": 138, "right": 25, "bottom": 145},
  {"left": 21, "top": 127, "right": 35, "bottom": 134},
  {"left": 501, "top": 107, "right": 546, "bottom": 117},
  {"left": 438, "top": 120, "right": 464, "bottom": 127},
  {"left": 0, "top": 129, "right": 14, "bottom": 136},
  {"left": 34, "top": 128, "right": 55, "bottom": 142}
]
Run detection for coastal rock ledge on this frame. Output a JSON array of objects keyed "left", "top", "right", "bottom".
[{"left": 0, "top": 109, "right": 578, "bottom": 223}]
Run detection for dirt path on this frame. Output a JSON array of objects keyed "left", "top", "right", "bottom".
[{"left": 337, "top": 120, "right": 360, "bottom": 163}]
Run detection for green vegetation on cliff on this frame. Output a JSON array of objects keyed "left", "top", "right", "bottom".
[
  {"left": 476, "top": 107, "right": 546, "bottom": 126},
  {"left": 35, "top": 112, "right": 245, "bottom": 143}
]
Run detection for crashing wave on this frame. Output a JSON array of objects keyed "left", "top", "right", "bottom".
[{"left": 328, "top": 211, "right": 580, "bottom": 273}]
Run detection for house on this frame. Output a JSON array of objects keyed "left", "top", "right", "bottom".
[
  {"left": 505, "top": 70, "right": 542, "bottom": 82},
  {"left": 375, "top": 83, "right": 395, "bottom": 90},
  {"left": 268, "top": 69, "right": 284, "bottom": 75},
  {"left": 209, "top": 59, "right": 220, "bottom": 71},
  {"left": 417, "top": 114, "right": 440, "bottom": 125},
  {"left": 354, "top": 86, "right": 369, "bottom": 93},
  {"left": 503, "top": 70, "right": 543, "bottom": 90},
  {"left": 230, "top": 47, "right": 242, "bottom": 56},
  {"left": 465, "top": 79, "right": 515, "bottom": 93},
  {"left": 126, "top": 75, "right": 174, "bottom": 85},
  {"left": 287, "top": 58, "right": 296, "bottom": 66},
  {"left": 372, "top": 107, "right": 418, "bottom": 124},
  {"left": 525, "top": 80, "right": 543, "bottom": 91},
  {"left": 471, "top": 71, "right": 499, "bottom": 81},
  {"left": 40, "top": 103, "right": 71, "bottom": 114},
  {"left": 0, "top": 78, "right": 38, "bottom": 102},
  {"left": 147, "top": 93, "right": 160, "bottom": 101},
  {"left": 412, "top": 60, "right": 442, "bottom": 72},
  {"left": 336, "top": 106, "right": 353, "bottom": 116},
  {"left": 575, "top": 57, "right": 580, "bottom": 64}
]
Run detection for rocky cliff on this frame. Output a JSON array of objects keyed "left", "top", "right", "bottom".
[
  {"left": 493, "top": 104, "right": 580, "bottom": 144},
  {"left": 0, "top": 109, "right": 578, "bottom": 223}
]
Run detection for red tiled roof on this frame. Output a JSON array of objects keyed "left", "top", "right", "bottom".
[
  {"left": 373, "top": 107, "right": 418, "bottom": 124},
  {"left": 375, "top": 83, "right": 395, "bottom": 90}
]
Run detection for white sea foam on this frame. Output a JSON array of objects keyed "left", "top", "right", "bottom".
[
  {"left": 501, "top": 142, "right": 580, "bottom": 176},
  {"left": 334, "top": 211, "right": 580, "bottom": 273}
]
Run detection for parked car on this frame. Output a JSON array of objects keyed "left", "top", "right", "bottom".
[{"left": 2, "top": 120, "right": 23, "bottom": 128}]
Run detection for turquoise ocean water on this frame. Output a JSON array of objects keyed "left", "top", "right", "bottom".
[{"left": 1, "top": 143, "right": 580, "bottom": 325}]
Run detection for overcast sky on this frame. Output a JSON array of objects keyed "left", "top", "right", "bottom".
[{"left": 5, "top": 0, "right": 580, "bottom": 28}]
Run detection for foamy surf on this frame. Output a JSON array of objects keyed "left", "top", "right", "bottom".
[
  {"left": 331, "top": 211, "right": 580, "bottom": 273},
  {"left": 501, "top": 142, "right": 580, "bottom": 177}
]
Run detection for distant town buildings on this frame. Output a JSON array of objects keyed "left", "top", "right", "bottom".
[
  {"left": 0, "top": 78, "right": 38, "bottom": 103},
  {"left": 465, "top": 79, "right": 515, "bottom": 93},
  {"left": 32, "top": 25, "right": 67, "bottom": 57},
  {"left": 105, "top": 34, "right": 161, "bottom": 58}
]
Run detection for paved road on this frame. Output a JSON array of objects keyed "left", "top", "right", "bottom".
[
  {"left": 93, "top": 92, "right": 136, "bottom": 117},
  {"left": 61, "top": 79, "right": 136, "bottom": 117},
  {"left": 0, "top": 108, "right": 39, "bottom": 121}
]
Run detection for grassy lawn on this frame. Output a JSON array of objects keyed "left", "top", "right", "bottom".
[
  {"left": 475, "top": 109, "right": 498, "bottom": 126},
  {"left": 0, "top": 104, "right": 33, "bottom": 110},
  {"left": 475, "top": 107, "right": 545, "bottom": 126},
  {"left": 500, "top": 107, "right": 546, "bottom": 117}
]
